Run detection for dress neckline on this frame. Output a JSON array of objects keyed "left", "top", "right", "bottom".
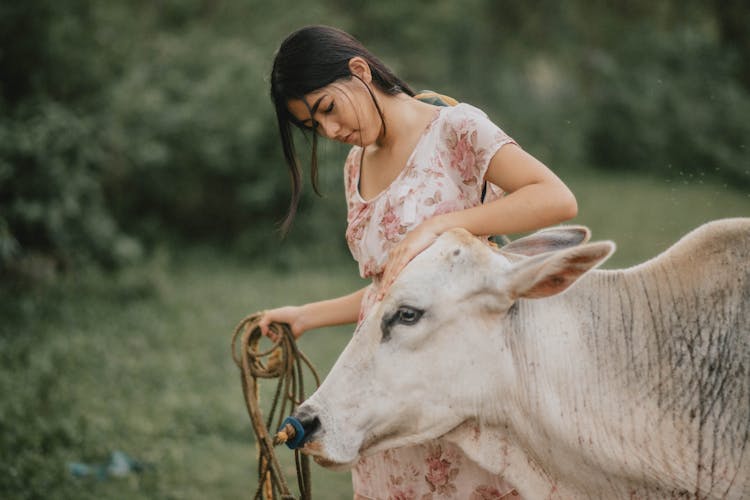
[{"left": 353, "top": 106, "right": 446, "bottom": 204}]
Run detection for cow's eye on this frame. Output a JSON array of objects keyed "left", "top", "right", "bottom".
[
  {"left": 381, "top": 305, "right": 424, "bottom": 342},
  {"left": 396, "top": 306, "right": 423, "bottom": 325}
]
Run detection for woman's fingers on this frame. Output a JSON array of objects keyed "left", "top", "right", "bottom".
[
  {"left": 377, "top": 224, "right": 441, "bottom": 300},
  {"left": 378, "top": 246, "right": 414, "bottom": 300},
  {"left": 255, "top": 306, "right": 302, "bottom": 340},
  {"left": 257, "top": 313, "right": 273, "bottom": 338},
  {"left": 379, "top": 255, "right": 405, "bottom": 299},
  {"left": 257, "top": 315, "right": 267, "bottom": 333},
  {"left": 257, "top": 311, "right": 281, "bottom": 340}
]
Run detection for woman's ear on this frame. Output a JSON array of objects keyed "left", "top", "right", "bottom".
[{"left": 348, "top": 57, "right": 372, "bottom": 83}]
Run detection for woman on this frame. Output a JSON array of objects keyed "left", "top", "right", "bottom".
[{"left": 260, "top": 25, "right": 577, "bottom": 499}]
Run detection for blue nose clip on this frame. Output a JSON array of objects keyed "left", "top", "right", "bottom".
[{"left": 279, "top": 416, "right": 306, "bottom": 449}]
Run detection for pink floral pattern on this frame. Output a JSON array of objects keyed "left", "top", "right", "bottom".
[
  {"left": 345, "top": 103, "right": 519, "bottom": 499},
  {"left": 443, "top": 126, "right": 485, "bottom": 185},
  {"left": 379, "top": 198, "right": 410, "bottom": 243},
  {"left": 386, "top": 463, "right": 420, "bottom": 500},
  {"left": 424, "top": 444, "right": 461, "bottom": 495}
]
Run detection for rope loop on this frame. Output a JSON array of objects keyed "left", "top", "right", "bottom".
[{"left": 231, "top": 312, "right": 320, "bottom": 500}]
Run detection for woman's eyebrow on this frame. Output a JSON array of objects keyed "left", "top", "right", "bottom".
[
  {"left": 309, "top": 95, "right": 326, "bottom": 114},
  {"left": 301, "top": 95, "right": 327, "bottom": 126}
]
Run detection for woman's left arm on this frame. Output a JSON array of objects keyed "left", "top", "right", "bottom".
[{"left": 379, "top": 144, "right": 577, "bottom": 296}]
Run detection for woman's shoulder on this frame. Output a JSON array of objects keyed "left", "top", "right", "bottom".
[
  {"left": 436, "top": 102, "right": 498, "bottom": 132},
  {"left": 343, "top": 145, "right": 363, "bottom": 197},
  {"left": 345, "top": 144, "right": 362, "bottom": 162},
  {"left": 434, "top": 101, "right": 516, "bottom": 161},
  {"left": 435, "top": 102, "right": 508, "bottom": 139},
  {"left": 344, "top": 145, "right": 362, "bottom": 172},
  {"left": 442, "top": 102, "right": 491, "bottom": 120}
]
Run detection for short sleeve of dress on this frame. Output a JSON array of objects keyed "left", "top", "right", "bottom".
[{"left": 438, "top": 103, "right": 516, "bottom": 194}]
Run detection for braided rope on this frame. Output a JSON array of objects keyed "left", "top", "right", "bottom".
[{"left": 231, "top": 312, "right": 320, "bottom": 500}]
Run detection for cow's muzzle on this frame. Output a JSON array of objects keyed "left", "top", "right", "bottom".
[
  {"left": 275, "top": 408, "right": 321, "bottom": 450},
  {"left": 276, "top": 404, "right": 361, "bottom": 469}
]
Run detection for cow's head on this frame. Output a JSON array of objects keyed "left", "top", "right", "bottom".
[{"left": 292, "top": 226, "right": 614, "bottom": 469}]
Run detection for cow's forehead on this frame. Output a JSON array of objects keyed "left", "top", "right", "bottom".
[
  {"left": 427, "top": 229, "right": 510, "bottom": 269},
  {"left": 415, "top": 230, "right": 485, "bottom": 267},
  {"left": 390, "top": 230, "right": 511, "bottom": 299}
]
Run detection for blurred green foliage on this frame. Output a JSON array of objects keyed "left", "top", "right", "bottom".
[
  {"left": 103, "top": 28, "right": 284, "bottom": 247},
  {"left": 1, "top": 0, "right": 749, "bottom": 279},
  {"left": 586, "top": 25, "right": 750, "bottom": 183}
]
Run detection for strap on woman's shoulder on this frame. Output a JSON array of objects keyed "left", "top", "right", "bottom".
[{"left": 414, "top": 90, "right": 459, "bottom": 107}]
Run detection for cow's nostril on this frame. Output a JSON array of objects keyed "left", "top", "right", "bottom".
[
  {"left": 301, "top": 416, "right": 321, "bottom": 442},
  {"left": 277, "top": 414, "right": 322, "bottom": 449}
]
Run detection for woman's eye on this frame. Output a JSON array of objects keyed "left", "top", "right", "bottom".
[
  {"left": 324, "top": 102, "right": 334, "bottom": 113},
  {"left": 396, "top": 306, "right": 423, "bottom": 325}
]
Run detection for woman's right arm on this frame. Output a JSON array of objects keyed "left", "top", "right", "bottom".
[{"left": 258, "top": 286, "right": 367, "bottom": 338}]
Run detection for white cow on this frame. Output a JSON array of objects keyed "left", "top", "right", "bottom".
[{"left": 292, "top": 219, "right": 750, "bottom": 499}]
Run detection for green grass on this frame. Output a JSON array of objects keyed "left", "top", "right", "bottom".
[{"left": 1, "top": 171, "right": 747, "bottom": 499}]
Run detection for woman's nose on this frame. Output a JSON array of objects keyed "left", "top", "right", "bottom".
[{"left": 318, "top": 117, "right": 340, "bottom": 139}]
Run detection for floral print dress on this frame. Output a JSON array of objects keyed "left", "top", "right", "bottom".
[{"left": 344, "top": 103, "right": 520, "bottom": 499}]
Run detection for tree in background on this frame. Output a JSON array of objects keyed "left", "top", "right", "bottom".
[
  {"left": 0, "top": 0, "right": 134, "bottom": 276},
  {"left": 1, "top": 0, "right": 748, "bottom": 283}
]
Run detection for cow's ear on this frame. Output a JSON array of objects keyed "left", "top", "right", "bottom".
[
  {"left": 500, "top": 226, "right": 591, "bottom": 257},
  {"left": 505, "top": 241, "right": 615, "bottom": 299}
]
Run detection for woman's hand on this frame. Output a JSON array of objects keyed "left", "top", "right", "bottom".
[
  {"left": 378, "top": 217, "right": 447, "bottom": 300},
  {"left": 258, "top": 306, "right": 305, "bottom": 340}
]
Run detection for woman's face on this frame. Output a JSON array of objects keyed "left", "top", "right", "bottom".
[{"left": 287, "top": 78, "right": 383, "bottom": 147}]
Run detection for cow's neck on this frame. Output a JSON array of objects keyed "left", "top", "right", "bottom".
[{"left": 501, "top": 256, "right": 749, "bottom": 496}]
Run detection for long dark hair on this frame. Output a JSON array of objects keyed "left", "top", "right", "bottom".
[{"left": 270, "top": 25, "right": 414, "bottom": 234}]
